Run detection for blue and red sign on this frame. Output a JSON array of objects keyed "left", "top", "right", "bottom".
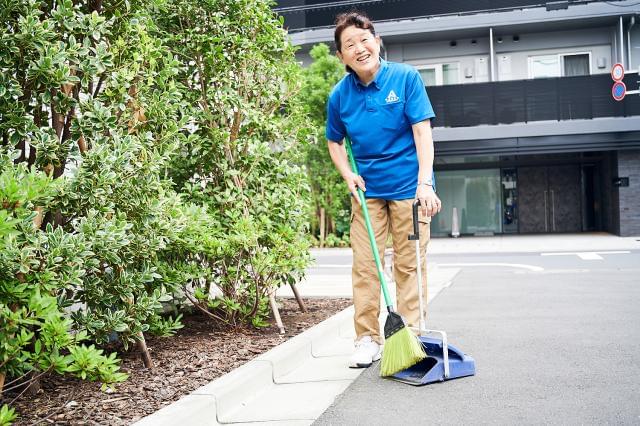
[
  {"left": 612, "top": 81, "right": 626, "bottom": 101},
  {"left": 611, "top": 63, "right": 625, "bottom": 81}
]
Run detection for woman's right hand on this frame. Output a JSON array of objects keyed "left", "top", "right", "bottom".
[{"left": 343, "top": 171, "right": 366, "bottom": 205}]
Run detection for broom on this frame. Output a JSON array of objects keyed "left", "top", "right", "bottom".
[{"left": 344, "top": 137, "right": 426, "bottom": 377}]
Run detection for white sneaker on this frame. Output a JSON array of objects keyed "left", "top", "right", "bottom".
[{"left": 349, "top": 336, "right": 382, "bottom": 368}]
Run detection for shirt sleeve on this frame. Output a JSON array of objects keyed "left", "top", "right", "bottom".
[
  {"left": 404, "top": 68, "right": 436, "bottom": 125},
  {"left": 325, "top": 90, "right": 346, "bottom": 143}
]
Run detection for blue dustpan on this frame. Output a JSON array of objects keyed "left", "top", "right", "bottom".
[
  {"left": 389, "top": 200, "right": 475, "bottom": 385},
  {"left": 390, "top": 333, "right": 476, "bottom": 385}
]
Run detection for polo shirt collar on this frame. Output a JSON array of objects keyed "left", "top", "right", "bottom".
[{"left": 353, "top": 57, "right": 387, "bottom": 91}]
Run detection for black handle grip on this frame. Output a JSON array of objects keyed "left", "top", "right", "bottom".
[{"left": 408, "top": 199, "right": 421, "bottom": 241}]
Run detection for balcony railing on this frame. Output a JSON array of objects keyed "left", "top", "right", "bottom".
[
  {"left": 275, "top": 0, "right": 613, "bottom": 32},
  {"left": 426, "top": 73, "right": 640, "bottom": 128}
]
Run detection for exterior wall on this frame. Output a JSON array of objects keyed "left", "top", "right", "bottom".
[
  {"left": 494, "top": 44, "right": 611, "bottom": 81},
  {"left": 617, "top": 149, "right": 640, "bottom": 237},
  {"left": 386, "top": 27, "right": 614, "bottom": 84}
]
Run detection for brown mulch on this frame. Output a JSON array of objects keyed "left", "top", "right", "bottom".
[{"left": 6, "top": 298, "right": 353, "bottom": 425}]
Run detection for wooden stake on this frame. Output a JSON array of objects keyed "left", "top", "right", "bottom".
[
  {"left": 289, "top": 283, "right": 306, "bottom": 313},
  {"left": 136, "top": 331, "right": 154, "bottom": 369},
  {"left": 0, "top": 372, "right": 5, "bottom": 397},
  {"left": 268, "top": 292, "right": 285, "bottom": 334}
]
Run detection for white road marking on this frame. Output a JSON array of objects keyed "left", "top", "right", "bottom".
[
  {"left": 311, "top": 264, "right": 352, "bottom": 268},
  {"left": 437, "top": 263, "right": 544, "bottom": 272},
  {"left": 540, "top": 251, "right": 630, "bottom": 260}
]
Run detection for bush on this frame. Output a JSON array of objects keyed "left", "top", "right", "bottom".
[
  {"left": 0, "top": 0, "right": 183, "bottom": 406},
  {"left": 152, "top": 0, "right": 312, "bottom": 326},
  {"left": 298, "top": 44, "right": 351, "bottom": 245},
  {"left": 1, "top": 1, "right": 312, "bottom": 420},
  {"left": 0, "top": 153, "right": 127, "bottom": 405}
]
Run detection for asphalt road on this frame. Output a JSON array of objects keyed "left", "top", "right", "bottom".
[{"left": 313, "top": 249, "right": 640, "bottom": 425}]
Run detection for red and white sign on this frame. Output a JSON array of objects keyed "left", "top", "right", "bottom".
[
  {"left": 611, "top": 63, "right": 625, "bottom": 81},
  {"left": 612, "top": 81, "right": 626, "bottom": 101}
]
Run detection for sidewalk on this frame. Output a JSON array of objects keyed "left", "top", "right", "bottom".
[{"left": 135, "top": 233, "right": 639, "bottom": 425}]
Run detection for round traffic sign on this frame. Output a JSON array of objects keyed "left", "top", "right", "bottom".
[
  {"left": 611, "top": 63, "right": 624, "bottom": 81},
  {"left": 612, "top": 81, "right": 626, "bottom": 101}
]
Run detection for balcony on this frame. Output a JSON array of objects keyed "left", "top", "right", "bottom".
[{"left": 427, "top": 73, "right": 640, "bottom": 128}]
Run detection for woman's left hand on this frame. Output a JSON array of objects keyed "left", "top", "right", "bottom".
[{"left": 416, "top": 185, "right": 442, "bottom": 217}]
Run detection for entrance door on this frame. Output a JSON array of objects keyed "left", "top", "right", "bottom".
[
  {"left": 548, "top": 165, "right": 582, "bottom": 232},
  {"left": 518, "top": 165, "right": 582, "bottom": 233},
  {"left": 518, "top": 167, "right": 548, "bottom": 233}
]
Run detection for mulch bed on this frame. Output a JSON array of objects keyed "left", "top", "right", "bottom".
[{"left": 6, "top": 297, "right": 353, "bottom": 425}]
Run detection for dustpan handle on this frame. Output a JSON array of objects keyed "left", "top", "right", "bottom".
[
  {"left": 409, "top": 200, "right": 427, "bottom": 334},
  {"left": 409, "top": 199, "right": 421, "bottom": 241}
]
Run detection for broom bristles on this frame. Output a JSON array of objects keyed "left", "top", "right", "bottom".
[{"left": 380, "top": 327, "right": 426, "bottom": 377}]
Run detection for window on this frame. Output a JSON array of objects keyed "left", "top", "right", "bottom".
[
  {"left": 529, "top": 52, "right": 591, "bottom": 78},
  {"left": 529, "top": 55, "right": 560, "bottom": 78},
  {"left": 417, "top": 63, "right": 460, "bottom": 86},
  {"left": 562, "top": 53, "right": 590, "bottom": 76},
  {"left": 443, "top": 63, "right": 460, "bottom": 85},
  {"left": 418, "top": 67, "right": 439, "bottom": 87}
]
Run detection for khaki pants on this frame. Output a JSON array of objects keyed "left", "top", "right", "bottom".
[{"left": 351, "top": 198, "right": 430, "bottom": 345}]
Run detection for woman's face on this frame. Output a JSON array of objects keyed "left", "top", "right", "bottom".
[{"left": 337, "top": 25, "right": 381, "bottom": 78}]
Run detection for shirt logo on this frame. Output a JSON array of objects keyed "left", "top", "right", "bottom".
[{"left": 385, "top": 90, "right": 399, "bottom": 103}]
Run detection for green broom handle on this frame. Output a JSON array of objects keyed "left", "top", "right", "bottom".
[{"left": 344, "top": 137, "right": 394, "bottom": 311}]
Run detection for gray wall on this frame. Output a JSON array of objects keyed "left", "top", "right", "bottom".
[
  {"left": 386, "top": 27, "right": 614, "bottom": 84},
  {"left": 617, "top": 149, "right": 640, "bottom": 237}
]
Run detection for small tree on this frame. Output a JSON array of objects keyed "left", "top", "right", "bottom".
[
  {"left": 0, "top": 0, "right": 184, "bottom": 399},
  {"left": 153, "top": 0, "right": 312, "bottom": 326},
  {"left": 299, "top": 44, "right": 349, "bottom": 246}
]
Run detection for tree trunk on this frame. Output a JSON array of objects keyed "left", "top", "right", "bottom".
[
  {"left": 289, "top": 283, "right": 306, "bottom": 313},
  {"left": 136, "top": 332, "right": 153, "bottom": 369},
  {"left": 319, "top": 207, "right": 325, "bottom": 248},
  {"left": 33, "top": 206, "right": 44, "bottom": 230}
]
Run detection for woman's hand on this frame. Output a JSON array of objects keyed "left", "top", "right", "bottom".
[
  {"left": 344, "top": 171, "right": 366, "bottom": 204},
  {"left": 416, "top": 184, "right": 441, "bottom": 217}
]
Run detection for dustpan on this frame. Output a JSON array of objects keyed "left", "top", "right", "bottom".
[{"left": 390, "top": 200, "right": 476, "bottom": 386}]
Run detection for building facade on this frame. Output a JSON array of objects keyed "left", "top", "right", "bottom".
[{"left": 276, "top": 0, "right": 640, "bottom": 236}]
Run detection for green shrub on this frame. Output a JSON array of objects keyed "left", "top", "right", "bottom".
[
  {"left": 152, "top": 0, "right": 312, "bottom": 326},
  {"left": 299, "top": 44, "right": 351, "bottom": 245}
]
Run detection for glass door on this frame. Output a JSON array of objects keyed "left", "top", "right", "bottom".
[{"left": 431, "top": 169, "right": 502, "bottom": 236}]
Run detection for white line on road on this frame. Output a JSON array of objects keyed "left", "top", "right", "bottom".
[
  {"left": 311, "top": 264, "right": 352, "bottom": 268},
  {"left": 437, "top": 263, "right": 544, "bottom": 272},
  {"left": 540, "top": 251, "right": 630, "bottom": 260}
]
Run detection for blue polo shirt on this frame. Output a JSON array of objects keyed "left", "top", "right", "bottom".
[{"left": 326, "top": 59, "right": 435, "bottom": 199}]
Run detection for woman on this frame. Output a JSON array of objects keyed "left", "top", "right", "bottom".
[{"left": 326, "top": 11, "right": 442, "bottom": 368}]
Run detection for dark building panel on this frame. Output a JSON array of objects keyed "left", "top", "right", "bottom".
[
  {"left": 427, "top": 74, "right": 640, "bottom": 128},
  {"left": 617, "top": 150, "right": 640, "bottom": 236},
  {"left": 275, "top": 0, "right": 610, "bottom": 31}
]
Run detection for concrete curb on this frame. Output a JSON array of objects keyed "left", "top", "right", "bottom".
[
  {"left": 134, "top": 305, "right": 357, "bottom": 426},
  {"left": 135, "top": 262, "right": 463, "bottom": 425}
]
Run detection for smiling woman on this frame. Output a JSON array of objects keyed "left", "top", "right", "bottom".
[{"left": 325, "top": 11, "right": 443, "bottom": 370}]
